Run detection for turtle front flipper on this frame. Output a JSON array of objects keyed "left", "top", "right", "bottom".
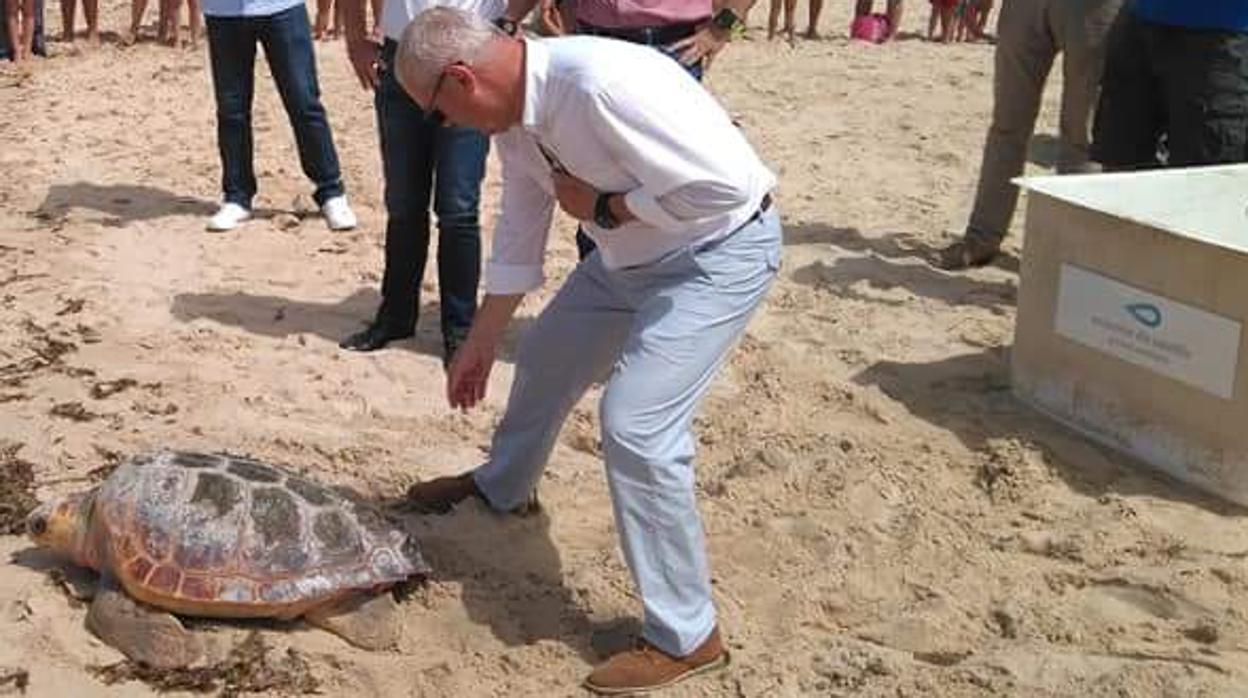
[
  {"left": 304, "top": 592, "right": 401, "bottom": 650},
  {"left": 86, "top": 576, "right": 204, "bottom": 668}
]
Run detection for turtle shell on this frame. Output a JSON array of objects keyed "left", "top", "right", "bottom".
[{"left": 89, "top": 451, "right": 428, "bottom": 618}]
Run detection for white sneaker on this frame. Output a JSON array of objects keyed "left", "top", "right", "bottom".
[
  {"left": 321, "top": 195, "right": 357, "bottom": 231},
  {"left": 207, "top": 203, "right": 252, "bottom": 232}
]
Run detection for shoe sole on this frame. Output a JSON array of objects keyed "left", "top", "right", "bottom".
[
  {"left": 206, "top": 218, "right": 251, "bottom": 232},
  {"left": 583, "top": 651, "right": 730, "bottom": 696}
]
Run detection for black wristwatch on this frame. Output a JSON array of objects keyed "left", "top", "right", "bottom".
[
  {"left": 594, "top": 192, "right": 621, "bottom": 229},
  {"left": 711, "top": 7, "right": 740, "bottom": 31},
  {"left": 493, "top": 16, "right": 519, "bottom": 36}
]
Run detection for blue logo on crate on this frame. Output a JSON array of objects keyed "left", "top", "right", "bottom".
[{"left": 1125, "top": 302, "right": 1162, "bottom": 329}]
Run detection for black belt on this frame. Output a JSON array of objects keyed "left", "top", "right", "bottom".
[
  {"left": 693, "top": 194, "right": 775, "bottom": 254},
  {"left": 577, "top": 21, "right": 702, "bottom": 46},
  {"left": 748, "top": 193, "right": 773, "bottom": 225}
]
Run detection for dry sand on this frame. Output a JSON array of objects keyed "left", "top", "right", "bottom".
[{"left": 2, "top": 1, "right": 1248, "bottom": 695}]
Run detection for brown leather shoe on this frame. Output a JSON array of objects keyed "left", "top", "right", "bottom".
[
  {"left": 405, "top": 474, "right": 541, "bottom": 516},
  {"left": 405, "top": 473, "right": 481, "bottom": 514},
  {"left": 584, "top": 628, "right": 729, "bottom": 695},
  {"left": 935, "top": 234, "right": 1002, "bottom": 270}
]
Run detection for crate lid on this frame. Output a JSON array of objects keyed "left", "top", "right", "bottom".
[{"left": 1016, "top": 164, "right": 1248, "bottom": 255}]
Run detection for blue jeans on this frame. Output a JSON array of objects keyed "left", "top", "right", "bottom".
[
  {"left": 574, "top": 40, "right": 702, "bottom": 260},
  {"left": 374, "top": 40, "right": 489, "bottom": 341},
  {"left": 205, "top": 5, "right": 344, "bottom": 208}
]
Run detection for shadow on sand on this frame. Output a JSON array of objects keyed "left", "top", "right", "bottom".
[
  {"left": 852, "top": 346, "right": 1248, "bottom": 516},
  {"left": 170, "top": 288, "right": 535, "bottom": 363},
  {"left": 784, "top": 222, "right": 1021, "bottom": 273},
  {"left": 35, "top": 182, "right": 287, "bottom": 228}
]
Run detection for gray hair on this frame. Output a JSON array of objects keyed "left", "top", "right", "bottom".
[{"left": 395, "top": 7, "right": 501, "bottom": 97}]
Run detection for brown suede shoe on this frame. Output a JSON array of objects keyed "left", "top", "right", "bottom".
[
  {"left": 405, "top": 473, "right": 481, "bottom": 514},
  {"left": 584, "top": 628, "right": 729, "bottom": 695},
  {"left": 405, "top": 474, "right": 541, "bottom": 516}
]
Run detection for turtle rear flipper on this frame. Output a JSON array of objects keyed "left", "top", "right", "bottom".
[
  {"left": 87, "top": 576, "right": 204, "bottom": 668},
  {"left": 304, "top": 592, "right": 401, "bottom": 650}
]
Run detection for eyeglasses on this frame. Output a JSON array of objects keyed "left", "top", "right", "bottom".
[
  {"left": 426, "top": 68, "right": 450, "bottom": 126},
  {"left": 426, "top": 61, "right": 468, "bottom": 127}
]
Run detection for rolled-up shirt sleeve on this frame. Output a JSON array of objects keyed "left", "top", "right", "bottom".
[
  {"left": 589, "top": 84, "right": 754, "bottom": 230},
  {"left": 485, "top": 142, "right": 556, "bottom": 295}
]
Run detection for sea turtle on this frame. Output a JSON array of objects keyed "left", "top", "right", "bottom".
[{"left": 25, "top": 450, "right": 428, "bottom": 668}]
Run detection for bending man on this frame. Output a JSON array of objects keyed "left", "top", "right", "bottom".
[{"left": 398, "top": 8, "right": 781, "bottom": 694}]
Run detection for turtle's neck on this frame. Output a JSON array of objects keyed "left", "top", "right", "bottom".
[{"left": 71, "top": 491, "right": 102, "bottom": 571}]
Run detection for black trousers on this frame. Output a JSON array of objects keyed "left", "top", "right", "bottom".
[{"left": 1093, "top": 13, "right": 1248, "bottom": 169}]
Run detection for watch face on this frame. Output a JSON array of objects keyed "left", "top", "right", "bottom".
[
  {"left": 714, "top": 9, "right": 737, "bottom": 28},
  {"left": 494, "top": 17, "right": 518, "bottom": 35},
  {"left": 594, "top": 194, "right": 618, "bottom": 229}
]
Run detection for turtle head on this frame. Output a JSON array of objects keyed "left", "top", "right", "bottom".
[{"left": 26, "top": 493, "right": 94, "bottom": 564}]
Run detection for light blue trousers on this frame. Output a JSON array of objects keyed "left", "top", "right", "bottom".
[{"left": 473, "top": 207, "right": 782, "bottom": 657}]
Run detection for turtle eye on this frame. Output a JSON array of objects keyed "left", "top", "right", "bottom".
[{"left": 28, "top": 517, "right": 46, "bottom": 536}]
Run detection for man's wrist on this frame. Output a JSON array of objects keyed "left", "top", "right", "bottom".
[
  {"left": 710, "top": 6, "right": 740, "bottom": 35},
  {"left": 493, "top": 16, "right": 520, "bottom": 35},
  {"left": 593, "top": 192, "right": 619, "bottom": 229},
  {"left": 474, "top": 293, "right": 525, "bottom": 341}
]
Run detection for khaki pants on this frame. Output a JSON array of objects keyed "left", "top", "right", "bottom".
[{"left": 966, "top": 0, "right": 1124, "bottom": 243}]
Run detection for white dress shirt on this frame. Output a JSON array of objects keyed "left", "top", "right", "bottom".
[
  {"left": 486, "top": 36, "right": 777, "bottom": 295},
  {"left": 381, "top": 0, "right": 504, "bottom": 42}
]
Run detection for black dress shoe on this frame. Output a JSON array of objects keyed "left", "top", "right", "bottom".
[
  {"left": 339, "top": 322, "right": 414, "bottom": 352},
  {"left": 934, "top": 235, "right": 1002, "bottom": 271}
]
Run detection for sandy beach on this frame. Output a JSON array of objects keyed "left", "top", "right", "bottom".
[{"left": 2, "top": 1, "right": 1248, "bottom": 695}]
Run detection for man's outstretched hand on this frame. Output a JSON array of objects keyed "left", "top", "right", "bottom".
[
  {"left": 445, "top": 293, "right": 524, "bottom": 410},
  {"left": 447, "top": 333, "right": 498, "bottom": 410}
]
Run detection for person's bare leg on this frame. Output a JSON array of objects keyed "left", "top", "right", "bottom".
[
  {"left": 803, "top": 0, "right": 820, "bottom": 38},
  {"left": 124, "top": 0, "right": 145, "bottom": 44},
  {"left": 162, "top": 0, "right": 179, "bottom": 46},
  {"left": 19, "top": 0, "right": 35, "bottom": 61},
  {"left": 186, "top": 0, "right": 199, "bottom": 46},
  {"left": 855, "top": 0, "right": 871, "bottom": 19},
  {"left": 368, "top": 0, "right": 381, "bottom": 39},
  {"left": 83, "top": 0, "right": 98, "bottom": 43},
  {"left": 927, "top": 4, "right": 937, "bottom": 39},
  {"left": 767, "top": 0, "right": 780, "bottom": 39},
  {"left": 975, "top": 0, "right": 992, "bottom": 37},
  {"left": 314, "top": 0, "right": 330, "bottom": 38},
  {"left": 940, "top": 6, "right": 953, "bottom": 41},
  {"left": 886, "top": 0, "right": 903, "bottom": 39},
  {"left": 59, "top": 0, "right": 76, "bottom": 42},
  {"left": 155, "top": 0, "right": 169, "bottom": 44},
  {"left": 783, "top": 0, "right": 795, "bottom": 43},
  {"left": 4, "top": 0, "right": 22, "bottom": 62}
]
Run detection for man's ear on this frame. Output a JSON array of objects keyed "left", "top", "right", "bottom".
[{"left": 444, "top": 63, "right": 477, "bottom": 94}]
